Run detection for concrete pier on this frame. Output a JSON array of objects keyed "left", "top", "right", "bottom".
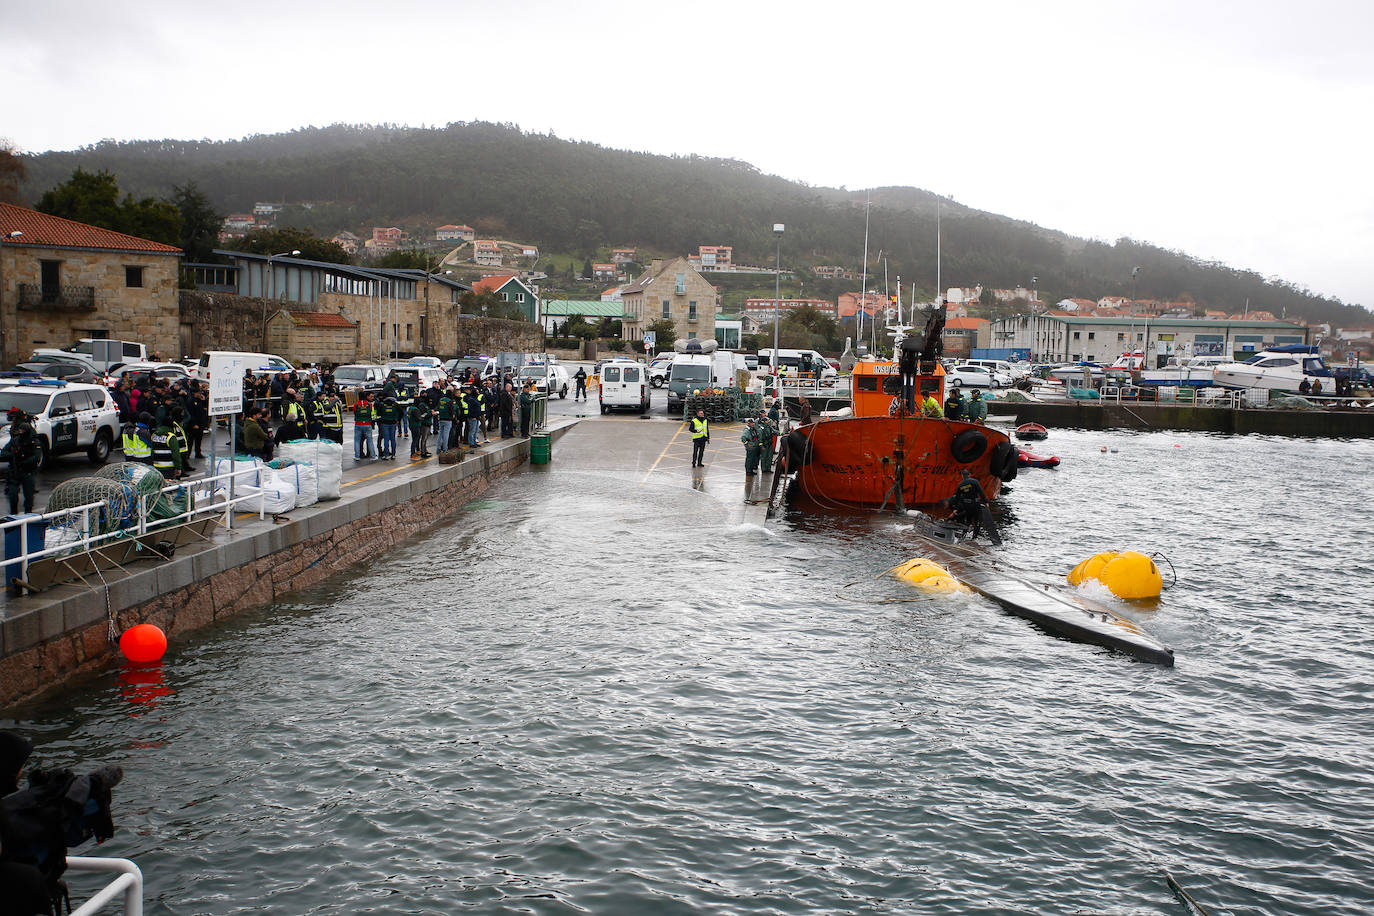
[
  {"left": 0, "top": 408, "right": 773, "bottom": 708},
  {"left": 0, "top": 425, "right": 578, "bottom": 707}
]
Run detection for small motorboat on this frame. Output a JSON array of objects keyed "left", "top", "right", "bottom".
[
  {"left": 1017, "top": 448, "right": 1060, "bottom": 469},
  {"left": 1016, "top": 422, "right": 1048, "bottom": 441}
]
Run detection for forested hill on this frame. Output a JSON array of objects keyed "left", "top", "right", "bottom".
[{"left": 18, "top": 122, "right": 1368, "bottom": 325}]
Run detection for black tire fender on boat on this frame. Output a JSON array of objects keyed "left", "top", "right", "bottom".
[
  {"left": 991, "top": 440, "right": 1019, "bottom": 482},
  {"left": 950, "top": 428, "right": 988, "bottom": 464},
  {"left": 785, "top": 429, "right": 813, "bottom": 468}
]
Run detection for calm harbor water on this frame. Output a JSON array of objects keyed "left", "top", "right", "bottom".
[{"left": 6, "top": 425, "right": 1374, "bottom": 914}]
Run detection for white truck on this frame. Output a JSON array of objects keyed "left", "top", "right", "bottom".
[
  {"left": 666, "top": 340, "right": 749, "bottom": 415},
  {"left": 31, "top": 339, "right": 148, "bottom": 373}
]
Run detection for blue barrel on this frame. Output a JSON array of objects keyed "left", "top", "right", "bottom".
[{"left": 3, "top": 514, "right": 46, "bottom": 593}]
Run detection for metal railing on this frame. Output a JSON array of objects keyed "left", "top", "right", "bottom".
[
  {"left": 1098, "top": 385, "right": 1244, "bottom": 408},
  {"left": 17, "top": 283, "right": 97, "bottom": 310},
  {"left": 67, "top": 856, "right": 143, "bottom": 916},
  {"left": 0, "top": 466, "right": 268, "bottom": 586}
]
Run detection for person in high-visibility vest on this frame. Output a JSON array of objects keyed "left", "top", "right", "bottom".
[
  {"left": 121, "top": 417, "right": 154, "bottom": 464},
  {"left": 689, "top": 409, "right": 710, "bottom": 468},
  {"left": 276, "top": 390, "right": 306, "bottom": 443},
  {"left": 316, "top": 390, "right": 344, "bottom": 444},
  {"left": 150, "top": 420, "right": 183, "bottom": 479}
]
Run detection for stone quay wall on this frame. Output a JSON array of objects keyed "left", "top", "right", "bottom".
[
  {"left": 179, "top": 289, "right": 273, "bottom": 356},
  {"left": 986, "top": 400, "right": 1374, "bottom": 438},
  {"left": 0, "top": 428, "right": 571, "bottom": 708}
]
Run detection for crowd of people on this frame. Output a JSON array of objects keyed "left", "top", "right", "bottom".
[{"left": 345, "top": 371, "right": 538, "bottom": 462}]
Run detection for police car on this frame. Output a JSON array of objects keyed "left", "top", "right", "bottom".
[{"left": 0, "top": 380, "right": 121, "bottom": 470}]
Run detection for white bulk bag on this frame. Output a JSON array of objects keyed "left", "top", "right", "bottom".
[{"left": 277, "top": 439, "right": 343, "bottom": 500}]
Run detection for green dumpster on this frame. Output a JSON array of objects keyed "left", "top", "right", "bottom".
[{"left": 530, "top": 433, "right": 552, "bottom": 465}]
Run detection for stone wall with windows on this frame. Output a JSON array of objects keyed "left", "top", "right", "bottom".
[{"left": 2, "top": 246, "right": 180, "bottom": 364}]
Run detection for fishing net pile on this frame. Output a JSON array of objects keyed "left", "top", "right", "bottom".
[
  {"left": 94, "top": 462, "right": 187, "bottom": 520},
  {"left": 1267, "top": 395, "right": 1315, "bottom": 410},
  {"left": 45, "top": 478, "right": 136, "bottom": 538}
]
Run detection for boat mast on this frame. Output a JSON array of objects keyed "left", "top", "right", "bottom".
[{"left": 858, "top": 193, "right": 871, "bottom": 351}]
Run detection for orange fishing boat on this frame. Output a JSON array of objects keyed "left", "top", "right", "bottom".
[{"left": 780, "top": 308, "right": 1017, "bottom": 510}]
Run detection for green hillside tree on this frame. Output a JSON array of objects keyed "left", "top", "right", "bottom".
[
  {"left": 228, "top": 227, "right": 350, "bottom": 264},
  {"left": 36, "top": 167, "right": 181, "bottom": 247},
  {"left": 172, "top": 182, "right": 222, "bottom": 262}
]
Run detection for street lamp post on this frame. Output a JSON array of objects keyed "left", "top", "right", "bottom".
[
  {"left": 1, "top": 230, "right": 22, "bottom": 366},
  {"left": 262, "top": 249, "right": 300, "bottom": 348},
  {"left": 423, "top": 265, "right": 452, "bottom": 356},
  {"left": 772, "top": 223, "right": 784, "bottom": 404}
]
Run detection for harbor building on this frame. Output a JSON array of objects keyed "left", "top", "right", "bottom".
[{"left": 987, "top": 313, "right": 1310, "bottom": 365}]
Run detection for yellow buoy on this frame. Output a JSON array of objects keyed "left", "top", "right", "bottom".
[
  {"left": 891, "top": 558, "right": 947, "bottom": 584},
  {"left": 917, "top": 574, "right": 967, "bottom": 594},
  {"left": 889, "top": 559, "right": 969, "bottom": 594},
  {"left": 1096, "top": 551, "right": 1163, "bottom": 599},
  {"left": 1067, "top": 551, "right": 1118, "bottom": 586}
]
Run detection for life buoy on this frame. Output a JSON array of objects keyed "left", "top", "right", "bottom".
[
  {"left": 990, "top": 440, "right": 1018, "bottom": 481},
  {"left": 950, "top": 429, "right": 988, "bottom": 463}
]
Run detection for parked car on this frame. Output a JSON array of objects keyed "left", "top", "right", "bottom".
[
  {"left": 331, "top": 364, "right": 387, "bottom": 395},
  {"left": 518, "top": 364, "right": 571, "bottom": 398},
  {"left": 959, "top": 359, "right": 1020, "bottom": 384},
  {"left": 648, "top": 355, "right": 673, "bottom": 388},
  {"left": 105, "top": 362, "right": 190, "bottom": 387},
  {"left": 0, "top": 381, "right": 121, "bottom": 469},
  {"left": 945, "top": 364, "right": 1001, "bottom": 388},
  {"left": 4, "top": 361, "right": 101, "bottom": 385},
  {"left": 383, "top": 365, "right": 448, "bottom": 397}
]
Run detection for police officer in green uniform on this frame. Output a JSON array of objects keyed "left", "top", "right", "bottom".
[
  {"left": 740, "top": 416, "right": 761, "bottom": 475},
  {"left": 2, "top": 409, "right": 42, "bottom": 514},
  {"left": 689, "top": 409, "right": 710, "bottom": 467},
  {"left": 406, "top": 399, "right": 431, "bottom": 459},
  {"left": 376, "top": 396, "right": 401, "bottom": 459},
  {"left": 969, "top": 390, "right": 987, "bottom": 422},
  {"left": 944, "top": 387, "right": 966, "bottom": 421},
  {"left": 756, "top": 409, "right": 776, "bottom": 474},
  {"left": 150, "top": 418, "right": 184, "bottom": 480},
  {"left": 437, "top": 388, "right": 456, "bottom": 451}
]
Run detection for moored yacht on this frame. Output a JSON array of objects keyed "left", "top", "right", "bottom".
[
  {"left": 1211, "top": 345, "right": 1333, "bottom": 392},
  {"left": 1136, "top": 355, "right": 1225, "bottom": 388}
]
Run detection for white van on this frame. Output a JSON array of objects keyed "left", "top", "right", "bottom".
[
  {"left": 32, "top": 338, "right": 148, "bottom": 373},
  {"left": 194, "top": 350, "right": 294, "bottom": 382},
  {"left": 599, "top": 362, "right": 650, "bottom": 414},
  {"left": 757, "top": 348, "right": 838, "bottom": 381}
]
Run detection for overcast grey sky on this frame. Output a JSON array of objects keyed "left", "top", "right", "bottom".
[{"left": 5, "top": 0, "right": 1371, "bottom": 309}]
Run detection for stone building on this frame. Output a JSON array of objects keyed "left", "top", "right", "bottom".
[
  {"left": 265, "top": 310, "right": 360, "bottom": 365},
  {"left": 619, "top": 257, "right": 717, "bottom": 345},
  {"left": 0, "top": 203, "right": 182, "bottom": 365}
]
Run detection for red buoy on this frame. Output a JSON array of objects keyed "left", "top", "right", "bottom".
[{"left": 119, "top": 624, "right": 167, "bottom": 663}]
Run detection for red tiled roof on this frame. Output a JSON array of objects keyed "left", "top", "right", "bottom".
[
  {"left": 472, "top": 274, "right": 518, "bottom": 294},
  {"left": 945, "top": 317, "right": 987, "bottom": 330},
  {"left": 285, "top": 311, "right": 356, "bottom": 328},
  {"left": 0, "top": 202, "right": 182, "bottom": 255}
]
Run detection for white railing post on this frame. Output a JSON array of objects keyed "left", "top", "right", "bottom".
[{"left": 65, "top": 856, "right": 143, "bottom": 916}]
